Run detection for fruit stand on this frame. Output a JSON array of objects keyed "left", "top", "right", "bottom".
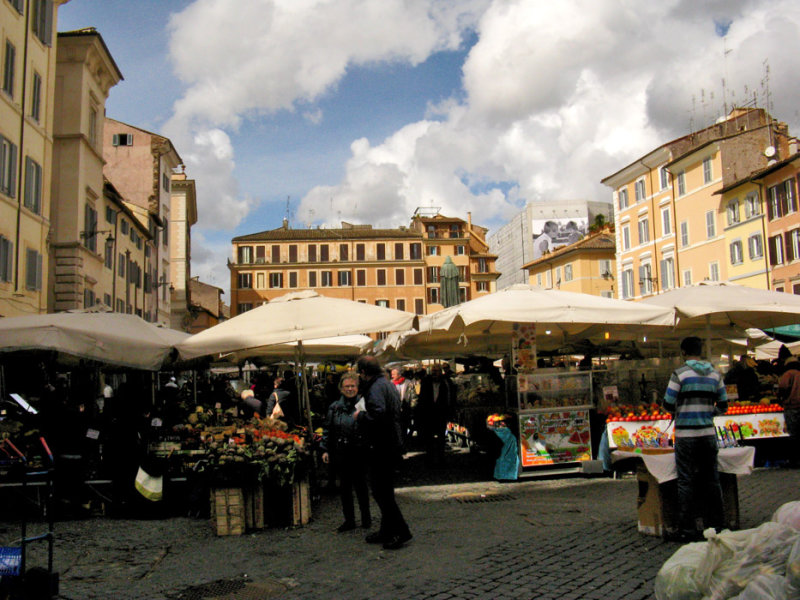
[
  {"left": 151, "top": 411, "right": 312, "bottom": 535},
  {"left": 516, "top": 370, "right": 594, "bottom": 472}
]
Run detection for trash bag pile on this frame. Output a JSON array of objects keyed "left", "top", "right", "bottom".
[{"left": 655, "top": 501, "right": 800, "bottom": 600}]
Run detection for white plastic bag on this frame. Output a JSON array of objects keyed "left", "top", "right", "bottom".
[
  {"left": 654, "top": 542, "right": 707, "bottom": 600},
  {"left": 786, "top": 538, "right": 800, "bottom": 597},
  {"left": 693, "top": 528, "right": 755, "bottom": 592},
  {"left": 773, "top": 502, "right": 800, "bottom": 532},
  {"left": 701, "top": 522, "right": 799, "bottom": 600},
  {"left": 729, "top": 573, "right": 788, "bottom": 600}
]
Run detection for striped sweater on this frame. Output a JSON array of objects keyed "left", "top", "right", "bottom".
[{"left": 663, "top": 360, "right": 727, "bottom": 438}]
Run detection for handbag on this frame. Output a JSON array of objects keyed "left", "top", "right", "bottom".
[{"left": 271, "top": 392, "right": 284, "bottom": 419}]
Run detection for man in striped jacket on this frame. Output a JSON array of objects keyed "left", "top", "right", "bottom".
[{"left": 663, "top": 336, "right": 728, "bottom": 541}]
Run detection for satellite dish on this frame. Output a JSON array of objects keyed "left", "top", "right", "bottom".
[{"left": 765, "top": 146, "right": 776, "bottom": 158}]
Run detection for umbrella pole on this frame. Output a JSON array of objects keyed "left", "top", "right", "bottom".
[
  {"left": 296, "top": 342, "right": 314, "bottom": 436},
  {"left": 705, "top": 316, "right": 712, "bottom": 360}
]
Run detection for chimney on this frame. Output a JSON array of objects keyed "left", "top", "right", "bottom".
[
  {"left": 282, "top": 218, "right": 289, "bottom": 230},
  {"left": 467, "top": 212, "right": 472, "bottom": 229}
]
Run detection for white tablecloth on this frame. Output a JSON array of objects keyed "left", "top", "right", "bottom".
[{"left": 611, "top": 446, "right": 756, "bottom": 484}]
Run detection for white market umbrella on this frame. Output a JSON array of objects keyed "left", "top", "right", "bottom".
[
  {"left": 388, "top": 284, "right": 675, "bottom": 359},
  {"left": 176, "top": 290, "right": 415, "bottom": 361},
  {"left": 0, "top": 311, "right": 189, "bottom": 371},
  {"left": 640, "top": 281, "right": 800, "bottom": 358}
]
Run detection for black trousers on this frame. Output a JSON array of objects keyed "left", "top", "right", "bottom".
[
  {"left": 369, "top": 451, "right": 410, "bottom": 539},
  {"left": 336, "top": 450, "right": 370, "bottom": 524}
]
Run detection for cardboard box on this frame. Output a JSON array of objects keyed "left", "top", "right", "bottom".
[{"left": 636, "top": 466, "right": 740, "bottom": 538}]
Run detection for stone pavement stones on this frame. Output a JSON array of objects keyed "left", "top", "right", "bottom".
[{"left": 1, "top": 464, "right": 799, "bottom": 599}]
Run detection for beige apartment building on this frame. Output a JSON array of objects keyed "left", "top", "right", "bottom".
[
  {"left": 49, "top": 28, "right": 122, "bottom": 312},
  {"left": 0, "top": 0, "right": 69, "bottom": 316},
  {"left": 523, "top": 229, "right": 616, "bottom": 297},
  {"left": 602, "top": 108, "right": 792, "bottom": 300},
  {"left": 103, "top": 118, "right": 183, "bottom": 326},
  {"left": 169, "top": 169, "right": 197, "bottom": 330},
  {"left": 230, "top": 221, "right": 427, "bottom": 316},
  {"left": 187, "top": 277, "right": 225, "bottom": 334},
  {"left": 408, "top": 209, "right": 499, "bottom": 311}
]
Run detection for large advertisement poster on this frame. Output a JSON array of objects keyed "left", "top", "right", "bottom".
[
  {"left": 531, "top": 217, "right": 588, "bottom": 259},
  {"left": 520, "top": 409, "right": 592, "bottom": 467}
]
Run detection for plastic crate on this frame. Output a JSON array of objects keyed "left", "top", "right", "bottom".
[{"left": 0, "top": 546, "right": 22, "bottom": 576}]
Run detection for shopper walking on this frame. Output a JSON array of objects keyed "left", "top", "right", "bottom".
[
  {"left": 417, "top": 363, "right": 457, "bottom": 465},
  {"left": 320, "top": 371, "right": 372, "bottom": 532},
  {"left": 663, "top": 336, "right": 728, "bottom": 541},
  {"left": 355, "top": 355, "right": 411, "bottom": 550}
]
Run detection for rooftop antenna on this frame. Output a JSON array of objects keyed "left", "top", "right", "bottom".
[{"left": 722, "top": 37, "right": 732, "bottom": 116}]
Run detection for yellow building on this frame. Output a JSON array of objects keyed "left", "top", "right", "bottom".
[
  {"left": 407, "top": 209, "right": 499, "bottom": 312},
  {"left": 230, "top": 221, "right": 427, "bottom": 316},
  {"left": 715, "top": 178, "right": 769, "bottom": 289},
  {"left": 523, "top": 229, "right": 616, "bottom": 297},
  {"left": 602, "top": 108, "right": 792, "bottom": 299},
  {"left": 0, "top": 0, "right": 69, "bottom": 316},
  {"left": 49, "top": 28, "right": 122, "bottom": 312}
]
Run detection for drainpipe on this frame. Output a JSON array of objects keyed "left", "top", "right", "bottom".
[
  {"left": 13, "top": 1, "right": 31, "bottom": 292},
  {"left": 754, "top": 181, "right": 771, "bottom": 290}
]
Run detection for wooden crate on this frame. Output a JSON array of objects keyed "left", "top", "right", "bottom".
[
  {"left": 292, "top": 478, "right": 311, "bottom": 526},
  {"left": 244, "top": 485, "right": 265, "bottom": 531},
  {"left": 210, "top": 487, "right": 245, "bottom": 536}
]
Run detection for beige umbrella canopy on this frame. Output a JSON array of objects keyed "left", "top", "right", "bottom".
[
  {"left": 0, "top": 311, "right": 189, "bottom": 370},
  {"left": 639, "top": 281, "right": 800, "bottom": 330},
  {"left": 176, "top": 290, "right": 416, "bottom": 361},
  {"left": 382, "top": 284, "right": 675, "bottom": 359},
  {"left": 640, "top": 281, "right": 800, "bottom": 357}
]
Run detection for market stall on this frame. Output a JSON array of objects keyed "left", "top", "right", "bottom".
[{"left": 384, "top": 286, "right": 676, "bottom": 477}]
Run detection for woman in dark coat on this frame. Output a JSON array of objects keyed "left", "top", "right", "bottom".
[{"left": 320, "top": 371, "right": 371, "bottom": 532}]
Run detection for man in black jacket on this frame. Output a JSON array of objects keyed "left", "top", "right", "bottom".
[{"left": 354, "top": 355, "right": 411, "bottom": 550}]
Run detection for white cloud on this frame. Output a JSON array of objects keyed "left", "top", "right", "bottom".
[
  {"left": 163, "top": 0, "right": 800, "bottom": 296},
  {"left": 299, "top": 0, "right": 800, "bottom": 232}
]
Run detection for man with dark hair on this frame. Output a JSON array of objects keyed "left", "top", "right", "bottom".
[
  {"left": 663, "top": 336, "right": 728, "bottom": 541},
  {"left": 777, "top": 354, "right": 800, "bottom": 468},
  {"left": 354, "top": 355, "right": 411, "bottom": 550}
]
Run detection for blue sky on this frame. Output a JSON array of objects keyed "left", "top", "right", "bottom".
[{"left": 58, "top": 1, "right": 800, "bottom": 294}]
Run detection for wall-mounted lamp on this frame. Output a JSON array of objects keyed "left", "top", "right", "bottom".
[
  {"left": 79, "top": 229, "right": 115, "bottom": 250},
  {"left": 601, "top": 270, "right": 614, "bottom": 280}
]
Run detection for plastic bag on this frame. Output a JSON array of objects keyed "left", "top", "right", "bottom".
[
  {"left": 653, "top": 542, "right": 707, "bottom": 600},
  {"left": 773, "top": 502, "right": 800, "bottom": 532},
  {"left": 786, "top": 538, "right": 800, "bottom": 597},
  {"left": 700, "top": 522, "right": 799, "bottom": 600},
  {"left": 729, "top": 573, "right": 788, "bottom": 600},
  {"left": 693, "top": 528, "right": 755, "bottom": 592}
]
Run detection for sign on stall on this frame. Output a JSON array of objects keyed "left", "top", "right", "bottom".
[
  {"left": 606, "top": 413, "right": 788, "bottom": 449},
  {"left": 520, "top": 409, "right": 592, "bottom": 466}
]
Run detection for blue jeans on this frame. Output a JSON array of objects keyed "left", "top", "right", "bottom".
[{"left": 674, "top": 436, "right": 724, "bottom": 533}]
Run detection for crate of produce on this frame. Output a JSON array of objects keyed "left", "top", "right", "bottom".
[{"left": 210, "top": 487, "right": 245, "bottom": 536}]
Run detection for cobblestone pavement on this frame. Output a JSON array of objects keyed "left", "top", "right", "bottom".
[{"left": 3, "top": 450, "right": 799, "bottom": 600}]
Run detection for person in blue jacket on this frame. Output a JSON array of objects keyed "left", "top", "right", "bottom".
[
  {"left": 663, "top": 336, "right": 728, "bottom": 541},
  {"left": 354, "top": 355, "right": 411, "bottom": 550}
]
